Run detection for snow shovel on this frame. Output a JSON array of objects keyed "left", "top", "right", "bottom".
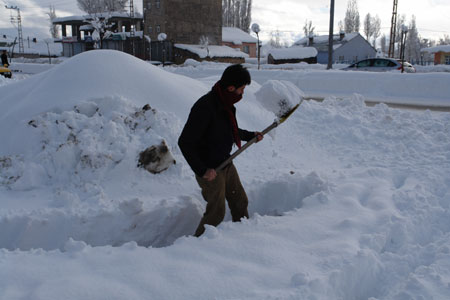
[{"left": 215, "top": 99, "right": 303, "bottom": 172}]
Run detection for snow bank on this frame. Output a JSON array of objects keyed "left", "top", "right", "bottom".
[
  {"left": 1, "top": 95, "right": 449, "bottom": 299},
  {"left": 248, "top": 69, "right": 450, "bottom": 107},
  {"left": 0, "top": 50, "right": 207, "bottom": 155},
  {"left": 254, "top": 80, "right": 304, "bottom": 118}
]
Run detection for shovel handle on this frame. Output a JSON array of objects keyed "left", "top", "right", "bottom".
[
  {"left": 215, "top": 99, "right": 303, "bottom": 172},
  {"left": 215, "top": 121, "right": 279, "bottom": 172}
]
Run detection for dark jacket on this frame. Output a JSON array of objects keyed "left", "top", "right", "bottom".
[
  {"left": 1, "top": 53, "right": 8, "bottom": 67},
  {"left": 178, "top": 89, "right": 254, "bottom": 177}
]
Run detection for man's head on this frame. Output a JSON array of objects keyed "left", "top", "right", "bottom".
[{"left": 219, "top": 64, "right": 251, "bottom": 95}]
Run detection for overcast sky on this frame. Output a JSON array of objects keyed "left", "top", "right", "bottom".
[{"left": 1, "top": 0, "right": 449, "bottom": 44}]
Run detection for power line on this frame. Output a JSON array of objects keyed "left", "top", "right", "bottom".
[{"left": 5, "top": 5, "right": 24, "bottom": 53}]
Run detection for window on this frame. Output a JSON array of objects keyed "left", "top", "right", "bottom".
[
  {"left": 156, "top": 0, "right": 160, "bottom": 8},
  {"left": 243, "top": 45, "right": 249, "bottom": 54},
  {"left": 445, "top": 55, "right": 450, "bottom": 65},
  {"left": 387, "top": 60, "right": 397, "bottom": 67},
  {"left": 156, "top": 25, "right": 161, "bottom": 33},
  {"left": 356, "top": 59, "right": 372, "bottom": 68},
  {"left": 147, "top": 2, "right": 152, "bottom": 9},
  {"left": 148, "top": 26, "right": 152, "bottom": 33},
  {"left": 373, "top": 59, "right": 389, "bottom": 67}
]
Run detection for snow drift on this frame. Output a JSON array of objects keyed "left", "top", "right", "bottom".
[
  {"left": 0, "top": 50, "right": 208, "bottom": 155},
  {"left": 1, "top": 52, "right": 450, "bottom": 300}
]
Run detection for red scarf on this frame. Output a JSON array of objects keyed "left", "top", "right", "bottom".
[{"left": 213, "top": 81, "right": 242, "bottom": 149}]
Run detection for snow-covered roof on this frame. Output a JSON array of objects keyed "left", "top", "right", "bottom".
[
  {"left": 80, "top": 25, "right": 94, "bottom": 31},
  {"left": 222, "top": 27, "right": 258, "bottom": 45},
  {"left": 421, "top": 45, "right": 450, "bottom": 53},
  {"left": 53, "top": 12, "right": 143, "bottom": 24},
  {"left": 175, "top": 44, "right": 248, "bottom": 58},
  {"left": 294, "top": 32, "right": 359, "bottom": 46},
  {"left": 268, "top": 47, "right": 317, "bottom": 60}
]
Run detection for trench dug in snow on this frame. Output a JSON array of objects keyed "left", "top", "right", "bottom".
[{"left": 0, "top": 172, "right": 327, "bottom": 251}]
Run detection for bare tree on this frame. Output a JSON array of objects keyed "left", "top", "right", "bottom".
[
  {"left": 405, "top": 15, "right": 420, "bottom": 63},
  {"left": 371, "top": 15, "right": 381, "bottom": 47},
  {"left": 344, "top": 0, "right": 360, "bottom": 33},
  {"left": 47, "top": 5, "right": 59, "bottom": 38},
  {"left": 77, "top": 0, "right": 128, "bottom": 14},
  {"left": 439, "top": 34, "right": 450, "bottom": 45},
  {"left": 392, "top": 14, "right": 406, "bottom": 58},
  {"left": 89, "top": 14, "right": 114, "bottom": 49},
  {"left": 363, "top": 13, "right": 372, "bottom": 40},
  {"left": 199, "top": 35, "right": 210, "bottom": 57},
  {"left": 338, "top": 20, "right": 344, "bottom": 33},
  {"left": 222, "top": 0, "right": 252, "bottom": 32},
  {"left": 103, "top": 0, "right": 128, "bottom": 12},
  {"left": 269, "top": 30, "right": 282, "bottom": 48},
  {"left": 380, "top": 34, "right": 387, "bottom": 54},
  {"left": 241, "top": 0, "right": 252, "bottom": 33},
  {"left": 303, "top": 20, "right": 315, "bottom": 37}
]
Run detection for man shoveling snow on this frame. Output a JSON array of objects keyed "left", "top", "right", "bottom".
[
  {"left": 178, "top": 64, "right": 263, "bottom": 237},
  {"left": 179, "top": 67, "right": 302, "bottom": 237}
]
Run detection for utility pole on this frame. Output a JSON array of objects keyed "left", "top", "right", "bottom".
[
  {"left": 388, "top": 0, "right": 398, "bottom": 58},
  {"left": 327, "top": 0, "right": 335, "bottom": 70},
  {"left": 5, "top": 5, "right": 24, "bottom": 53},
  {"left": 129, "top": 0, "right": 136, "bottom": 56}
]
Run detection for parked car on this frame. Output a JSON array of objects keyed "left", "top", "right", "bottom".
[
  {"left": 343, "top": 58, "right": 416, "bottom": 73},
  {"left": 0, "top": 64, "right": 12, "bottom": 78}
]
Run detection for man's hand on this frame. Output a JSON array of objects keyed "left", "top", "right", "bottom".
[
  {"left": 255, "top": 132, "right": 264, "bottom": 143},
  {"left": 203, "top": 168, "right": 217, "bottom": 181}
]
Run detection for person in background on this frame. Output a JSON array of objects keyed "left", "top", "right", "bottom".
[
  {"left": 178, "top": 64, "right": 263, "bottom": 237},
  {"left": 1, "top": 50, "right": 9, "bottom": 67}
]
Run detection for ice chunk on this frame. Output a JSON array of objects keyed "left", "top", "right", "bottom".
[{"left": 254, "top": 80, "right": 305, "bottom": 118}]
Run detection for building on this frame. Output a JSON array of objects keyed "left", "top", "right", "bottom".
[
  {"left": 221, "top": 27, "right": 257, "bottom": 57},
  {"left": 143, "top": 0, "right": 222, "bottom": 45},
  {"left": 267, "top": 47, "right": 317, "bottom": 64},
  {"left": 52, "top": 12, "right": 146, "bottom": 59},
  {"left": 421, "top": 45, "right": 450, "bottom": 65},
  {"left": 294, "top": 32, "right": 376, "bottom": 64}
]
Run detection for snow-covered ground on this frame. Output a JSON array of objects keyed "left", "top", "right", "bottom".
[{"left": 0, "top": 50, "right": 449, "bottom": 300}]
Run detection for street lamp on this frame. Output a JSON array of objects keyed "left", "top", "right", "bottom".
[
  {"left": 400, "top": 25, "right": 408, "bottom": 73},
  {"left": 251, "top": 23, "right": 261, "bottom": 70},
  {"left": 157, "top": 32, "right": 167, "bottom": 66}
]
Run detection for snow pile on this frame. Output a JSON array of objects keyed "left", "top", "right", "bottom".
[
  {"left": 0, "top": 51, "right": 212, "bottom": 250},
  {"left": 268, "top": 47, "right": 318, "bottom": 60},
  {"left": 249, "top": 69, "right": 450, "bottom": 107},
  {"left": 415, "top": 64, "right": 450, "bottom": 73},
  {"left": 254, "top": 80, "right": 304, "bottom": 118},
  {"left": 0, "top": 96, "right": 178, "bottom": 188},
  {"left": 0, "top": 50, "right": 207, "bottom": 155}
]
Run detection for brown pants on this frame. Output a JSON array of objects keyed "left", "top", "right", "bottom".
[{"left": 194, "top": 163, "right": 249, "bottom": 237}]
